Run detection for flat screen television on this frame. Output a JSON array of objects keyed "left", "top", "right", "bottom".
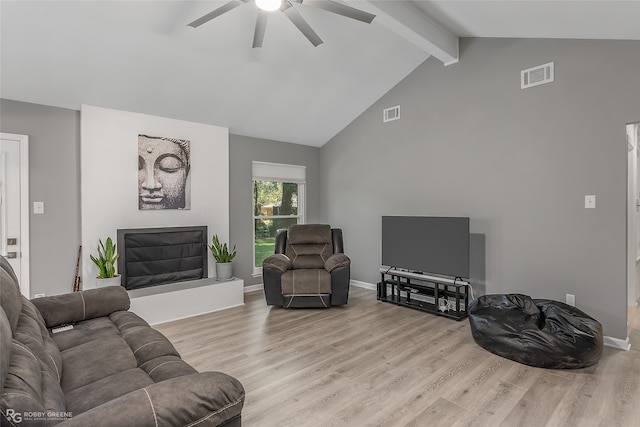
[{"left": 382, "top": 216, "right": 470, "bottom": 279}]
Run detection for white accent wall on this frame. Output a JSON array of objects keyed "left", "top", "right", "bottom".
[{"left": 81, "top": 105, "right": 229, "bottom": 289}]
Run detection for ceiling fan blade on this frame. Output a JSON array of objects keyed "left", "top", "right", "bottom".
[
  {"left": 283, "top": 4, "right": 323, "bottom": 47},
  {"left": 253, "top": 10, "right": 269, "bottom": 48},
  {"left": 308, "top": 0, "right": 375, "bottom": 24},
  {"left": 187, "top": 0, "right": 245, "bottom": 28}
]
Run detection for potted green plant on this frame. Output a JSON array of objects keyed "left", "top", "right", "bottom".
[
  {"left": 209, "top": 234, "right": 237, "bottom": 281},
  {"left": 90, "top": 237, "right": 120, "bottom": 287}
]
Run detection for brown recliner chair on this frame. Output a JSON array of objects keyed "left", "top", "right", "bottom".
[{"left": 262, "top": 224, "right": 351, "bottom": 308}]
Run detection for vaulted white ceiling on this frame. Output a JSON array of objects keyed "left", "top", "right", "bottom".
[{"left": 1, "top": 1, "right": 638, "bottom": 146}]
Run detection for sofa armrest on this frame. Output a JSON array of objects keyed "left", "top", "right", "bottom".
[
  {"left": 324, "top": 253, "right": 351, "bottom": 273},
  {"left": 262, "top": 254, "right": 292, "bottom": 273},
  {"left": 31, "top": 286, "right": 130, "bottom": 328},
  {"left": 59, "top": 372, "right": 244, "bottom": 427}
]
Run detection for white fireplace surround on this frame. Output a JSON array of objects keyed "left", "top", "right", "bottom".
[{"left": 80, "top": 105, "right": 239, "bottom": 323}]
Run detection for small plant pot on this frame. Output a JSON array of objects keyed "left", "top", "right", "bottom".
[
  {"left": 96, "top": 274, "right": 121, "bottom": 288},
  {"left": 215, "top": 262, "right": 233, "bottom": 281}
]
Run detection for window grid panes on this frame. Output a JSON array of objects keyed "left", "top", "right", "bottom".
[{"left": 253, "top": 180, "right": 304, "bottom": 272}]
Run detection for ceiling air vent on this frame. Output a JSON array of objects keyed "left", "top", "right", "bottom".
[
  {"left": 383, "top": 105, "right": 400, "bottom": 123},
  {"left": 521, "top": 62, "right": 554, "bottom": 89}
]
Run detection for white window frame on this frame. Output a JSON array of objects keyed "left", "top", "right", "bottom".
[{"left": 252, "top": 162, "right": 306, "bottom": 276}]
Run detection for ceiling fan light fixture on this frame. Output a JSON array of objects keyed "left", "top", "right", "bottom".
[
  {"left": 190, "top": 0, "right": 376, "bottom": 47},
  {"left": 255, "top": 0, "right": 282, "bottom": 12}
]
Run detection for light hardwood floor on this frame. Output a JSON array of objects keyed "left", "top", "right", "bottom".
[{"left": 155, "top": 287, "right": 640, "bottom": 427}]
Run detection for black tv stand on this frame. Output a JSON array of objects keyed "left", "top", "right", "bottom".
[{"left": 378, "top": 268, "right": 469, "bottom": 321}]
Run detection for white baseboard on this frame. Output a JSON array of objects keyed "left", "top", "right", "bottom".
[
  {"left": 603, "top": 335, "right": 631, "bottom": 351},
  {"left": 244, "top": 283, "right": 264, "bottom": 293},
  {"left": 350, "top": 280, "right": 377, "bottom": 291},
  {"left": 350, "top": 279, "right": 632, "bottom": 352}
]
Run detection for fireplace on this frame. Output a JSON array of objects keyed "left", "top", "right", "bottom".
[{"left": 117, "top": 226, "right": 208, "bottom": 290}]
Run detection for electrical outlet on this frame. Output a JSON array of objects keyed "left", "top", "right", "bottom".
[{"left": 566, "top": 293, "right": 575, "bottom": 306}]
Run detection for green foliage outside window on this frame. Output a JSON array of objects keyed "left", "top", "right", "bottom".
[{"left": 253, "top": 180, "right": 300, "bottom": 267}]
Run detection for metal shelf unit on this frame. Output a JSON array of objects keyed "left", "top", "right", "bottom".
[{"left": 377, "top": 268, "right": 469, "bottom": 321}]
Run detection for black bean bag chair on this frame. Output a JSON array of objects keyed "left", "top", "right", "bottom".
[{"left": 468, "top": 294, "right": 603, "bottom": 369}]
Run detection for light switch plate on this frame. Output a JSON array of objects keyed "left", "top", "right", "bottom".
[
  {"left": 33, "top": 201, "right": 44, "bottom": 214},
  {"left": 585, "top": 195, "right": 596, "bottom": 209}
]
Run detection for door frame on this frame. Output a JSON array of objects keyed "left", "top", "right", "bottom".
[{"left": 1, "top": 132, "right": 29, "bottom": 297}]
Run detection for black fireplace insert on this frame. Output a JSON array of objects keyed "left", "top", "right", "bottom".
[{"left": 117, "top": 226, "right": 208, "bottom": 290}]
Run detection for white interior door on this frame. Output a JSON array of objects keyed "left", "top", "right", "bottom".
[
  {"left": 635, "top": 124, "right": 640, "bottom": 262},
  {"left": 0, "top": 133, "right": 29, "bottom": 297},
  {"left": 627, "top": 123, "right": 640, "bottom": 306}
]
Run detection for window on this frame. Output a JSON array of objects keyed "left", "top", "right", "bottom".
[{"left": 252, "top": 162, "right": 305, "bottom": 275}]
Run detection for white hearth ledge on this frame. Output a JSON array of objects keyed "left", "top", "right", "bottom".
[{"left": 128, "top": 277, "right": 244, "bottom": 325}]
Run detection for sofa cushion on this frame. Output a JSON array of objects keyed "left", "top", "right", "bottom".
[
  {"left": 64, "top": 368, "right": 154, "bottom": 414},
  {"left": 138, "top": 355, "right": 198, "bottom": 383},
  {"left": 110, "top": 310, "right": 152, "bottom": 333},
  {"left": 52, "top": 307, "right": 197, "bottom": 417},
  {"left": 32, "top": 285, "right": 130, "bottom": 328},
  {"left": 50, "top": 317, "right": 121, "bottom": 352},
  {"left": 61, "top": 334, "right": 138, "bottom": 392},
  {"left": 0, "top": 309, "right": 12, "bottom": 394},
  {"left": 60, "top": 372, "right": 244, "bottom": 427},
  {"left": 1, "top": 299, "right": 67, "bottom": 420},
  {"left": 120, "top": 327, "right": 181, "bottom": 366},
  {"left": 0, "top": 260, "right": 23, "bottom": 333},
  {"left": 2, "top": 339, "right": 67, "bottom": 417},
  {"left": 15, "top": 300, "right": 63, "bottom": 381}
]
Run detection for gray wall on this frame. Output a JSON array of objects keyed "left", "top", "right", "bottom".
[
  {"left": 0, "top": 99, "right": 81, "bottom": 297},
  {"left": 320, "top": 38, "right": 640, "bottom": 340},
  {"left": 0, "top": 101, "right": 322, "bottom": 293},
  {"left": 227, "top": 134, "right": 321, "bottom": 286}
]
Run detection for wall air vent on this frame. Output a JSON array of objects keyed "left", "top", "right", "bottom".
[
  {"left": 383, "top": 105, "right": 400, "bottom": 123},
  {"left": 521, "top": 62, "right": 554, "bottom": 89}
]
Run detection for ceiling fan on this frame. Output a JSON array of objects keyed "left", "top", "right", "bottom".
[{"left": 188, "top": 0, "right": 376, "bottom": 48}]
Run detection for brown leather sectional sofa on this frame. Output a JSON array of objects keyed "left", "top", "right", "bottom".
[{"left": 1, "top": 256, "right": 244, "bottom": 426}]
